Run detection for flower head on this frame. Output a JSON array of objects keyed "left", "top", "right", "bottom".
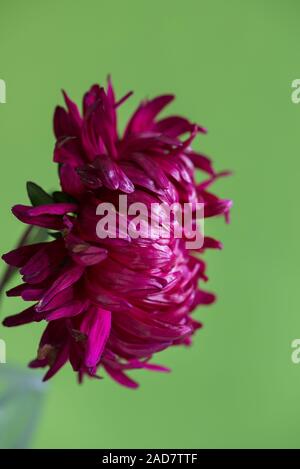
[{"left": 2, "top": 79, "right": 232, "bottom": 388}]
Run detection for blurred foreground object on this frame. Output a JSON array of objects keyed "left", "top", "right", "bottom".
[{"left": 0, "top": 366, "right": 46, "bottom": 448}]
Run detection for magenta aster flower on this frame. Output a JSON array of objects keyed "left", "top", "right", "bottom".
[{"left": 2, "top": 79, "right": 232, "bottom": 388}]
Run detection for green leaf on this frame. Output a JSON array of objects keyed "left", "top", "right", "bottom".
[
  {"left": 52, "top": 191, "right": 77, "bottom": 204},
  {"left": 48, "top": 231, "right": 62, "bottom": 239},
  {"left": 26, "top": 181, "right": 53, "bottom": 207}
]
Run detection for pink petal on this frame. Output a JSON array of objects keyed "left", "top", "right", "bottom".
[{"left": 80, "top": 306, "right": 111, "bottom": 368}]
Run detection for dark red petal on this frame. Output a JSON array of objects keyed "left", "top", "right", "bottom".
[
  {"left": 104, "top": 366, "right": 139, "bottom": 389},
  {"left": 37, "top": 264, "right": 84, "bottom": 310},
  {"left": 3, "top": 305, "right": 42, "bottom": 327},
  {"left": 59, "top": 163, "right": 85, "bottom": 198},
  {"left": 125, "top": 95, "right": 174, "bottom": 136}
]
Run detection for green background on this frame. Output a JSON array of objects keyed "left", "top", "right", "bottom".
[{"left": 0, "top": 0, "right": 299, "bottom": 449}]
